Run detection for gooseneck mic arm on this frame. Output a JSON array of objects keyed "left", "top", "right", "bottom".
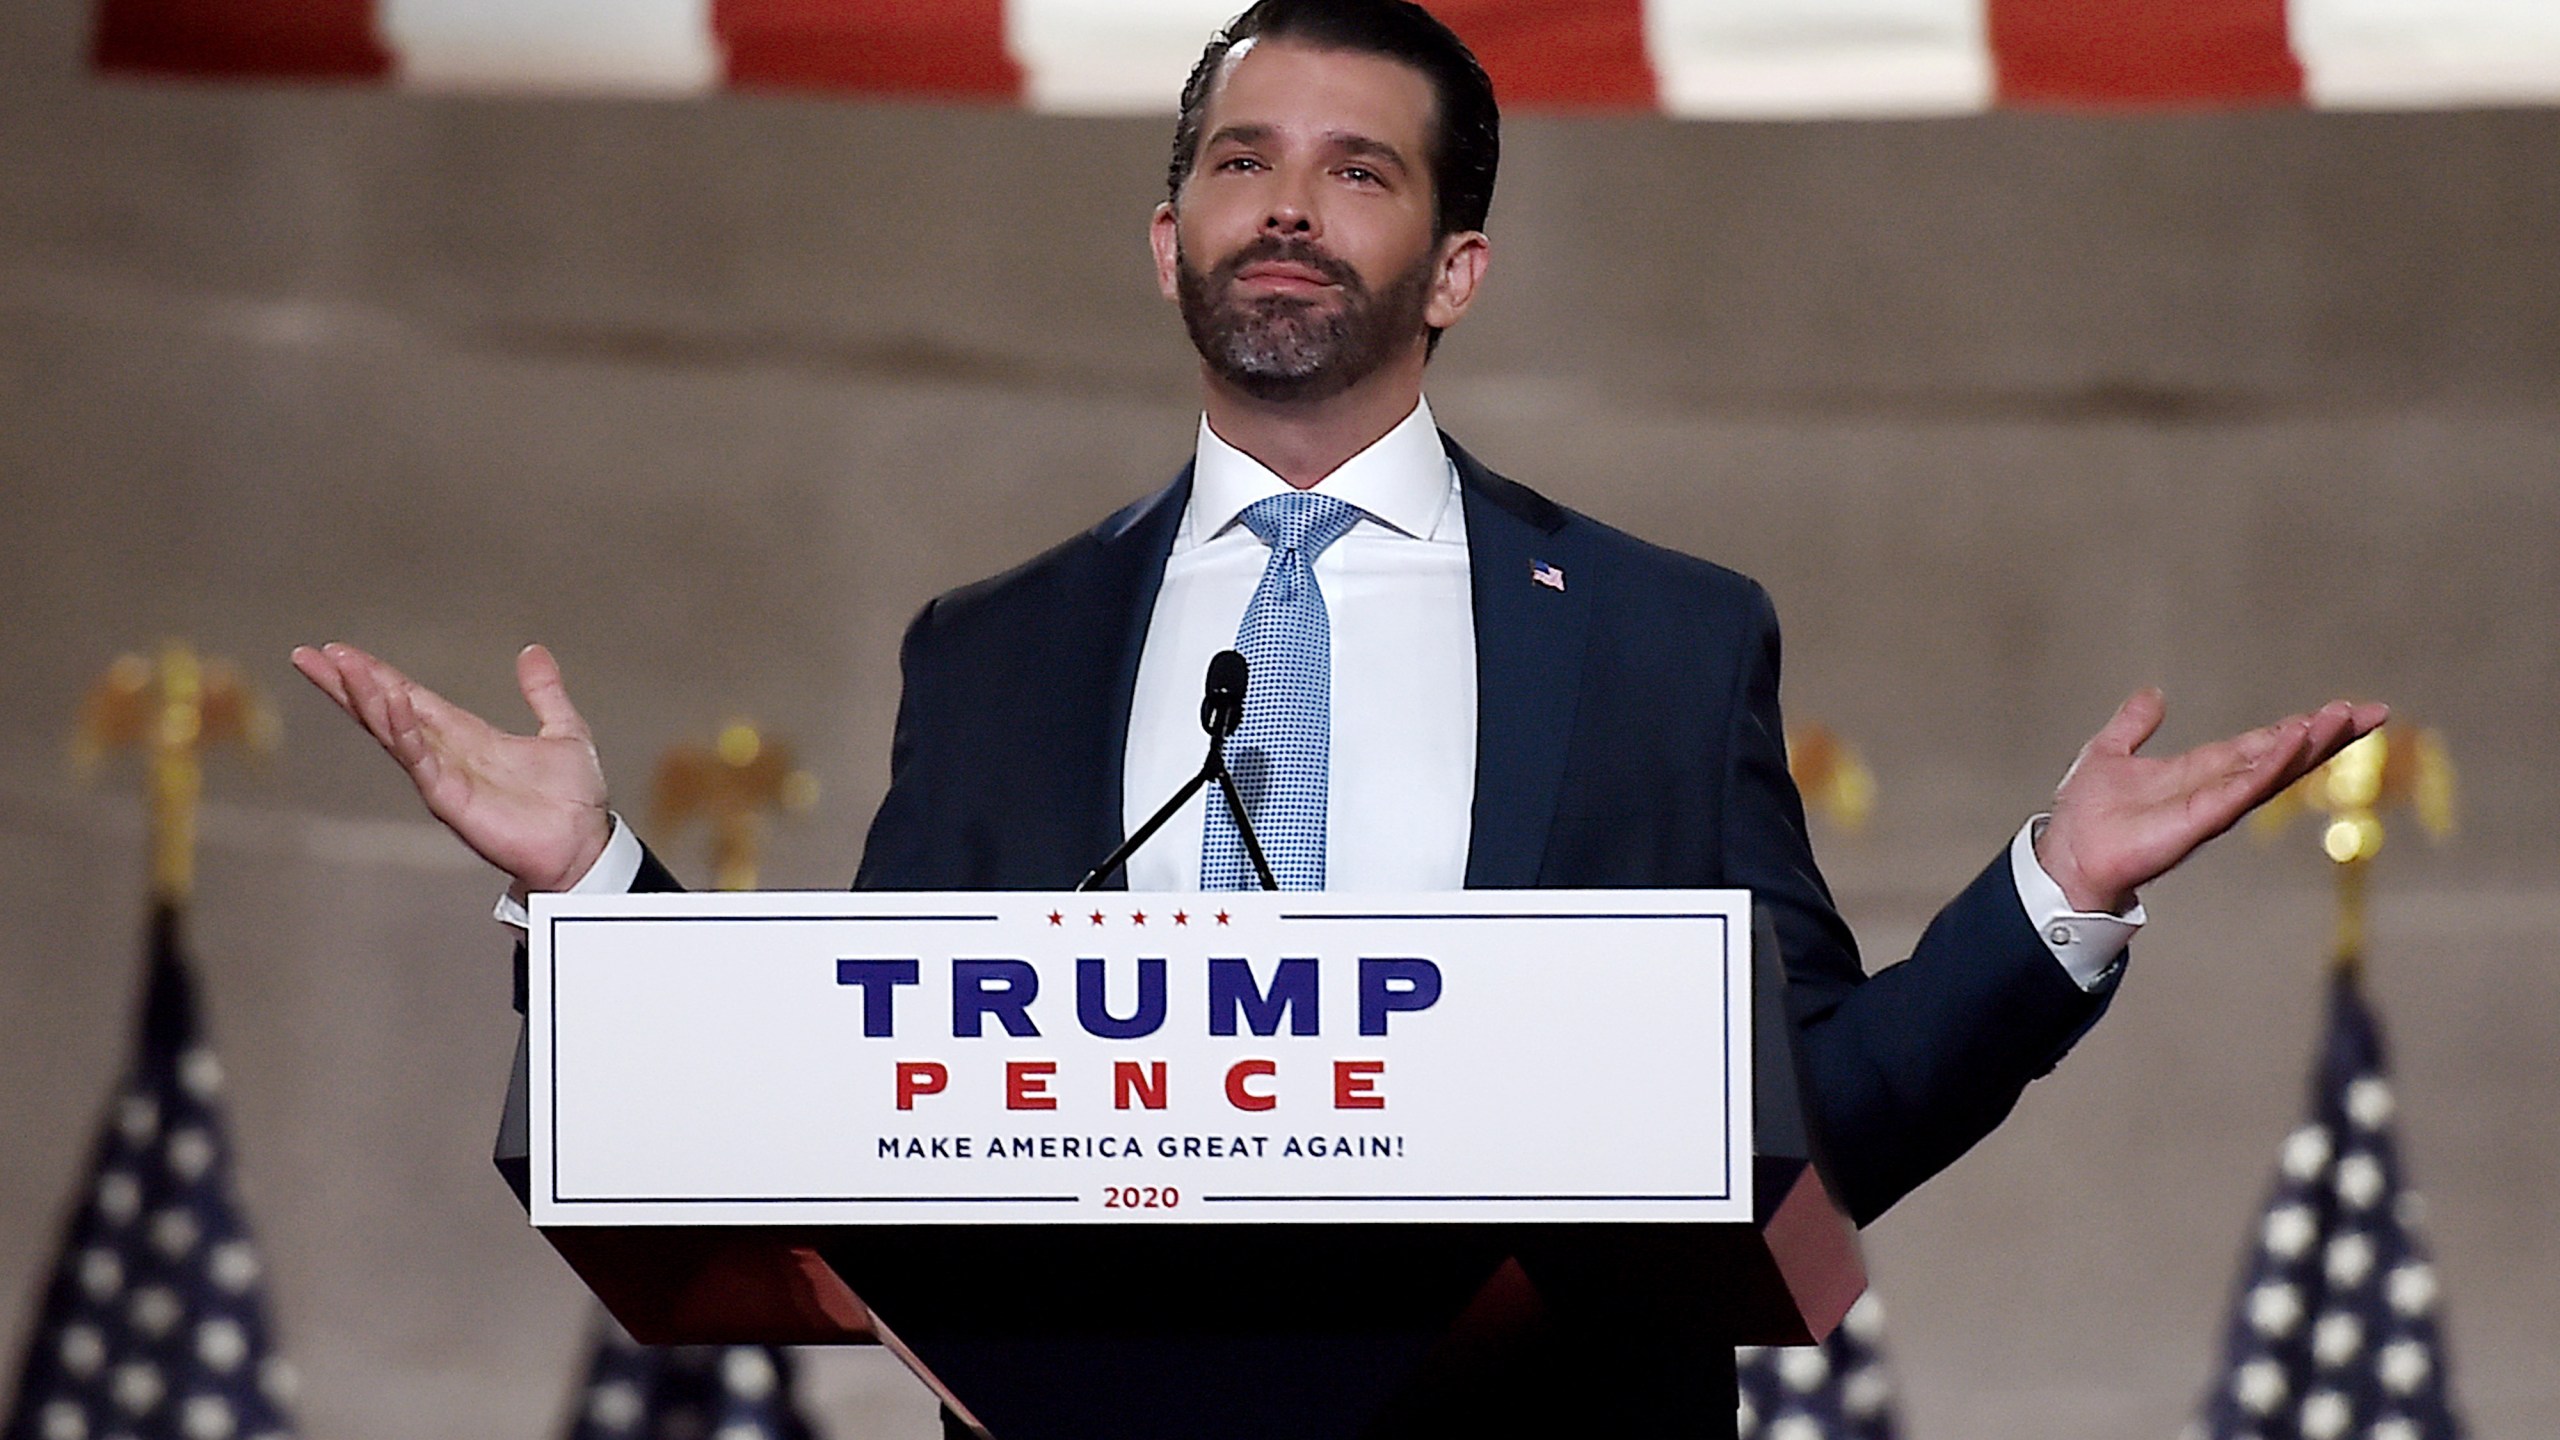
[{"left": 1078, "top": 650, "right": 1279, "bottom": 893}]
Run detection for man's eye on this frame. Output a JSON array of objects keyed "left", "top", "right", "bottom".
[
  {"left": 1339, "top": 166, "right": 1379, "bottom": 185},
  {"left": 1216, "top": 156, "right": 1262, "bottom": 173}
]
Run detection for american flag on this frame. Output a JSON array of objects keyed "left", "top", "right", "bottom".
[
  {"left": 557, "top": 1317, "right": 819, "bottom": 1440},
  {"left": 84, "top": 0, "right": 2560, "bottom": 117},
  {"left": 2188, "top": 965, "right": 2464, "bottom": 1440},
  {"left": 1736, "top": 1291, "right": 1906, "bottom": 1440},
  {"left": 3, "top": 906, "right": 299, "bottom": 1440}
]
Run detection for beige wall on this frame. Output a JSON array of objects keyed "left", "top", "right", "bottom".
[{"left": 3, "top": 0, "right": 2555, "bottom": 1433}]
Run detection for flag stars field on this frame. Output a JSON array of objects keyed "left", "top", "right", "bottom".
[
  {"left": 2, "top": 910, "right": 300, "bottom": 1440},
  {"left": 1737, "top": 1290, "right": 1905, "bottom": 1438},
  {"left": 2190, "top": 968, "right": 2464, "bottom": 1440}
]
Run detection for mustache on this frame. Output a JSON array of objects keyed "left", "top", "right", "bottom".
[{"left": 1207, "top": 237, "right": 1364, "bottom": 293}]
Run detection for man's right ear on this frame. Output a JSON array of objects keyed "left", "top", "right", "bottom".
[{"left": 1149, "top": 202, "right": 1182, "bottom": 302}]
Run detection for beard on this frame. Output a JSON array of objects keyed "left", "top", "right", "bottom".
[{"left": 1175, "top": 234, "right": 1437, "bottom": 404}]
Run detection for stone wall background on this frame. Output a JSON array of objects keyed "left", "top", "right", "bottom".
[{"left": 3, "top": 0, "right": 2555, "bottom": 1434}]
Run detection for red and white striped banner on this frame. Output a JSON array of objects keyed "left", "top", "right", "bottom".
[{"left": 93, "top": 0, "right": 2560, "bottom": 115}]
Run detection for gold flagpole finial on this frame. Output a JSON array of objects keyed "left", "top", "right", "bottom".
[
  {"left": 1787, "top": 721, "right": 1876, "bottom": 835},
  {"left": 650, "top": 720, "right": 819, "bottom": 891},
  {"left": 72, "top": 642, "right": 281, "bottom": 905},
  {"left": 2250, "top": 722, "right": 2456, "bottom": 970}
]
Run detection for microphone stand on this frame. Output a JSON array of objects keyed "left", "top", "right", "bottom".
[{"left": 1079, "top": 653, "right": 1278, "bottom": 893}]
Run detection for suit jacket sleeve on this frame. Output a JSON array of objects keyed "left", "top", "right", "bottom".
[{"left": 1719, "top": 581, "right": 2112, "bottom": 1224}]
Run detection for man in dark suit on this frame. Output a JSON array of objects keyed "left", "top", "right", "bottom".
[{"left": 294, "top": 0, "right": 2383, "bottom": 1431}]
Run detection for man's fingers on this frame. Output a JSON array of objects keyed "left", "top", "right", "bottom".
[
  {"left": 325, "top": 644, "right": 456, "bottom": 775},
  {"left": 2298, "top": 702, "right": 2358, "bottom": 769},
  {"left": 516, "top": 644, "right": 592, "bottom": 742},
  {"left": 325, "top": 645, "right": 402, "bottom": 751},
  {"left": 2093, "top": 687, "right": 2168, "bottom": 757},
  {"left": 289, "top": 645, "right": 355, "bottom": 711},
  {"left": 380, "top": 667, "right": 442, "bottom": 769},
  {"left": 2180, "top": 719, "right": 2316, "bottom": 839}
]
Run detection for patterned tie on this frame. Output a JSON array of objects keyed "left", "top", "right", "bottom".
[{"left": 1201, "top": 491, "right": 1366, "bottom": 891}]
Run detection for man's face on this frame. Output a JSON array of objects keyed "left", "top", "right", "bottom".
[{"left": 1153, "top": 38, "right": 1475, "bottom": 403}]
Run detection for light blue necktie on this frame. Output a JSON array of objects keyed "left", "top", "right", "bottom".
[{"left": 1201, "top": 491, "right": 1366, "bottom": 891}]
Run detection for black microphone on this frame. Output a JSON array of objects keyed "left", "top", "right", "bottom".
[
  {"left": 1078, "top": 650, "right": 1278, "bottom": 892},
  {"left": 1201, "top": 648, "right": 1247, "bottom": 738}
]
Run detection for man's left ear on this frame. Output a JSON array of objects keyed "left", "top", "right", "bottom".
[
  {"left": 1425, "top": 231, "right": 1491, "bottom": 332},
  {"left": 1149, "top": 202, "right": 1182, "bottom": 302}
]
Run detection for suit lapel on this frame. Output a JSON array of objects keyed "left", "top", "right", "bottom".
[
  {"left": 1451, "top": 440, "right": 1590, "bottom": 889},
  {"left": 1059, "top": 466, "right": 1191, "bottom": 890}
]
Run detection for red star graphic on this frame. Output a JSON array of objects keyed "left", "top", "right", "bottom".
[
  {"left": 1131, "top": 910, "right": 1148, "bottom": 927},
  {"left": 1172, "top": 910, "right": 1189, "bottom": 926},
  {"left": 1089, "top": 910, "right": 1107, "bottom": 926},
  {"left": 1215, "top": 910, "right": 1232, "bottom": 925},
  {"left": 1047, "top": 911, "right": 1063, "bottom": 926}
]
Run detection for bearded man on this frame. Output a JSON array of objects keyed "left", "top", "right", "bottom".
[{"left": 295, "top": 1, "right": 2383, "bottom": 1433}]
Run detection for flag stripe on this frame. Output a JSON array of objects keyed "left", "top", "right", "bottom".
[
  {"left": 1645, "top": 0, "right": 1992, "bottom": 119},
  {"left": 1990, "top": 0, "right": 2304, "bottom": 105},
  {"left": 719, "top": 0, "right": 1020, "bottom": 99},
  {"left": 1008, "top": 0, "right": 1232, "bottom": 114},
  {"left": 91, "top": 0, "right": 389, "bottom": 79},
  {"left": 382, "top": 0, "right": 718, "bottom": 92},
  {"left": 2295, "top": 0, "right": 2560, "bottom": 108},
  {"left": 1442, "top": 0, "right": 1656, "bottom": 109}
]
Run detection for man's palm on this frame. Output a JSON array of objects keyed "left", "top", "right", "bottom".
[
  {"left": 2037, "top": 689, "right": 2388, "bottom": 914},
  {"left": 290, "top": 642, "right": 613, "bottom": 895}
]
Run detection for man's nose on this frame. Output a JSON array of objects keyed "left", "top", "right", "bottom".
[{"left": 1261, "top": 172, "right": 1320, "bottom": 235}]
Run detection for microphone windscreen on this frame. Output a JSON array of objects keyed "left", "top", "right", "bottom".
[
  {"left": 1202, "top": 649, "right": 1248, "bottom": 736},
  {"left": 1208, "top": 649, "right": 1247, "bottom": 700}
]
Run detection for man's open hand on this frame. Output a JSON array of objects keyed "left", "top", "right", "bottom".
[
  {"left": 2034, "top": 689, "right": 2388, "bottom": 914},
  {"left": 290, "top": 642, "right": 613, "bottom": 898}
]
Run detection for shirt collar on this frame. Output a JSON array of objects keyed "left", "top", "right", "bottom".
[{"left": 1185, "top": 397, "right": 1454, "bottom": 549}]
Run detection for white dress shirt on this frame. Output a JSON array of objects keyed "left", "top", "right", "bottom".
[
  {"left": 511, "top": 396, "right": 2140, "bottom": 989},
  {"left": 1121, "top": 401, "right": 1475, "bottom": 893}
]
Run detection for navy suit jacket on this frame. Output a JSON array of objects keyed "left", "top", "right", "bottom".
[
  {"left": 842, "top": 436, "right": 2109, "bottom": 1223},
  {"left": 499, "top": 435, "right": 2114, "bottom": 1430}
]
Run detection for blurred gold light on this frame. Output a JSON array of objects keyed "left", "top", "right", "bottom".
[{"left": 716, "top": 721, "right": 763, "bottom": 768}]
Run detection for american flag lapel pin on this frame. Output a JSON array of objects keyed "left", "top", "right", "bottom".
[{"left": 1530, "top": 559, "right": 1566, "bottom": 592}]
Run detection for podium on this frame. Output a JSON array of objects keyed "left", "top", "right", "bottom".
[{"left": 507, "top": 890, "right": 1863, "bottom": 1438}]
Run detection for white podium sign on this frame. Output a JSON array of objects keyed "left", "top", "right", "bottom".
[{"left": 528, "top": 889, "right": 1752, "bottom": 1227}]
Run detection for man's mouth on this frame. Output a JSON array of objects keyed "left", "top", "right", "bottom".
[{"left": 1232, "top": 260, "right": 1341, "bottom": 294}]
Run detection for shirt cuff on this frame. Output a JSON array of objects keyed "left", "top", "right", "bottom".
[
  {"left": 2010, "top": 816, "right": 2144, "bottom": 992},
  {"left": 491, "top": 816, "right": 644, "bottom": 930}
]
